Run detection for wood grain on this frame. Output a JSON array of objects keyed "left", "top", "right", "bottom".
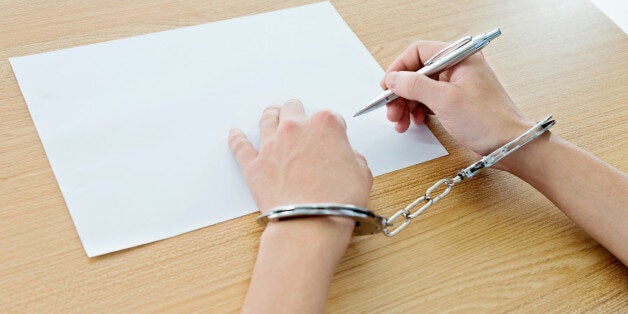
[{"left": 1, "top": 0, "right": 626, "bottom": 311}]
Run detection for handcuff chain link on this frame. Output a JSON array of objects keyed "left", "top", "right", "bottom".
[{"left": 383, "top": 176, "right": 460, "bottom": 236}]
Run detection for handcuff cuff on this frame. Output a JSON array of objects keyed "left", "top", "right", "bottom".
[{"left": 257, "top": 115, "right": 555, "bottom": 237}]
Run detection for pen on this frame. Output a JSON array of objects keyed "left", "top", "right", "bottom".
[{"left": 353, "top": 28, "right": 502, "bottom": 117}]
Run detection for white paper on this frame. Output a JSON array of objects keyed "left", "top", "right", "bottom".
[
  {"left": 10, "top": 2, "right": 447, "bottom": 257},
  {"left": 590, "top": 0, "right": 628, "bottom": 34}
]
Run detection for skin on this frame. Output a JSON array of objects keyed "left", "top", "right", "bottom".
[
  {"left": 229, "top": 100, "right": 369, "bottom": 313},
  {"left": 228, "top": 41, "right": 628, "bottom": 313}
]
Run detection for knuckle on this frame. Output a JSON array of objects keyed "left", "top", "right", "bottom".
[
  {"left": 312, "top": 109, "right": 344, "bottom": 128},
  {"left": 277, "top": 117, "right": 301, "bottom": 134},
  {"left": 354, "top": 150, "right": 367, "bottom": 163},
  {"left": 412, "top": 40, "right": 424, "bottom": 48},
  {"left": 411, "top": 40, "right": 429, "bottom": 53},
  {"left": 313, "top": 109, "right": 334, "bottom": 121},
  {"left": 358, "top": 155, "right": 368, "bottom": 165}
]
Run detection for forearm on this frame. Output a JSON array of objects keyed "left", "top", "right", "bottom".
[
  {"left": 242, "top": 217, "right": 353, "bottom": 314},
  {"left": 500, "top": 132, "right": 628, "bottom": 264}
]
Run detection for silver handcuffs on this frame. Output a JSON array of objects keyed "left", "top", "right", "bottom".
[
  {"left": 257, "top": 203, "right": 387, "bottom": 235},
  {"left": 256, "top": 115, "right": 555, "bottom": 237}
]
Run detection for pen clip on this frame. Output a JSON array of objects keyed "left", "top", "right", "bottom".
[{"left": 423, "top": 35, "right": 472, "bottom": 66}]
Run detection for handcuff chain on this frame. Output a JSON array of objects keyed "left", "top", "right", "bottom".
[
  {"left": 382, "top": 115, "right": 555, "bottom": 237},
  {"left": 383, "top": 175, "right": 461, "bottom": 236}
]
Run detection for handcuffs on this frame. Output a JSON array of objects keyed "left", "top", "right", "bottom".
[{"left": 257, "top": 115, "right": 555, "bottom": 237}]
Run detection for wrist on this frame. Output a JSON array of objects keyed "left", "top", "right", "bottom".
[
  {"left": 488, "top": 117, "right": 535, "bottom": 154},
  {"left": 496, "top": 131, "right": 553, "bottom": 178},
  {"left": 245, "top": 216, "right": 354, "bottom": 312},
  {"left": 260, "top": 216, "right": 354, "bottom": 257}
]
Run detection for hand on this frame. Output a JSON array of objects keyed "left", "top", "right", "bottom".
[
  {"left": 228, "top": 99, "right": 373, "bottom": 213},
  {"left": 230, "top": 99, "right": 374, "bottom": 313},
  {"left": 382, "top": 41, "right": 533, "bottom": 156}
]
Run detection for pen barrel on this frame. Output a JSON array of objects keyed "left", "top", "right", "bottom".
[{"left": 418, "top": 41, "right": 479, "bottom": 76}]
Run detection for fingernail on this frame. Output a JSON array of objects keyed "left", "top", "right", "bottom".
[
  {"left": 229, "top": 128, "right": 240, "bottom": 136},
  {"left": 386, "top": 72, "right": 399, "bottom": 90},
  {"left": 285, "top": 99, "right": 303, "bottom": 105}
]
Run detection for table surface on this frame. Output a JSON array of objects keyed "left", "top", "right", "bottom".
[{"left": 1, "top": 0, "right": 626, "bottom": 311}]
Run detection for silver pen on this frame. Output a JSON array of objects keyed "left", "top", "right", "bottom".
[{"left": 353, "top": 28, "right": 502, "bottom": 117}]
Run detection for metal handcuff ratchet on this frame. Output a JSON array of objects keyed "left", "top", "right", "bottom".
[{"left": 256, "top": 115, "right": 555, "bottom": 237}]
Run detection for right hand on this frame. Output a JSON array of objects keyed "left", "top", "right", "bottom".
[{"left": 381, "top": 40, "right": 533, "bottom": 157}]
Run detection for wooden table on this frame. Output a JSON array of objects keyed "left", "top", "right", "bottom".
[{"left": 1, "top": 0, "right": 626, "bottom": 311}]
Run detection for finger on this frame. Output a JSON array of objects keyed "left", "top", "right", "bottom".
[
  {"left": 354, "top": 150, "right": 373, "bottom": 182},
  {"left": 228, "top": 128, "right": 258, "bottom": 168},
  {"left": 354, "top": 150, "right": 368, "bottom": 167},
  {"left": 385, "top": 41, "right": 449, "bottom": 74},
  {"left": 411, "top": 105, "right": 426, "bottom": 125},
  {"left": 382, "top": 41, "right": 448, "bottom": 90},
  {"left": 384, "top": 71, "right": 453, "bottom": 109},
  {"left": 280, "top": 99, "right": 305, "bottom": 121},
  {"left": 407, "top": 100, "right": 418, "bottom": 113},
  {"left": 395, "top": 107, "right": 411, "bottom": 133},
  {"left": 386, "top": 98, "right": 405, "bottom": 122},
  {"left": 259, "top": 104, "right": 280, "bottom": 145},
  {"left": 438, "top": 67, "right": 453, "bottom": 82}
]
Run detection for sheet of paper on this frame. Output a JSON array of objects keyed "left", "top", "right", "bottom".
[{"left": 10, "top": 1, "right": 447, "bottom": 257}]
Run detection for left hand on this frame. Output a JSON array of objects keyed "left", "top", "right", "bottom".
[
  {"left": 228, "top": 99, "right": 373, "bottom": 213},
  {"left": 230, "top": 100, "right": 372, "bottom": 312}
]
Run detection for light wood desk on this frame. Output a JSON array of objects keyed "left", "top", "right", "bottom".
[{"left": 1, "top": 0, "right": 626, "bottom": 311}]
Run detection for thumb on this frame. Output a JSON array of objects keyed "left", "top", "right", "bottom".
[{"left": 385, "top": 71, "right": 452, "bottom": 109}]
